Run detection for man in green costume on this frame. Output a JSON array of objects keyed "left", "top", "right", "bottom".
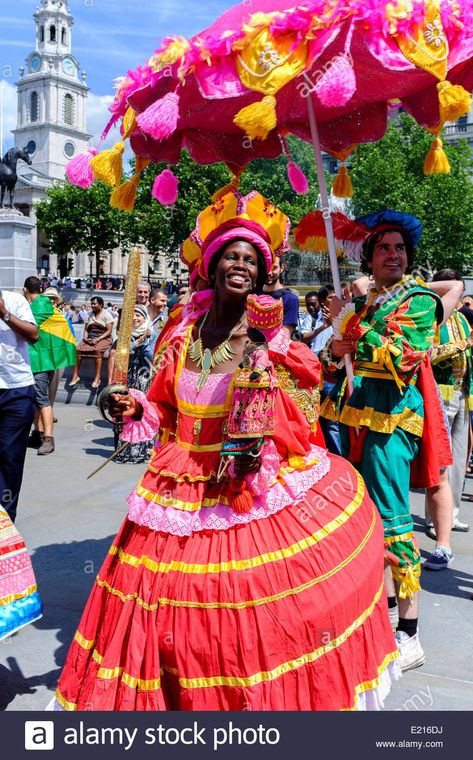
[{"left": 320, "top": 211, "right": 443, "bottom": 673}]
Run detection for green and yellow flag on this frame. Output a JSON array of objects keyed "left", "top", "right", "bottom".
[{"left": 28, "top": 295, "right": 76, "bottom": 373}]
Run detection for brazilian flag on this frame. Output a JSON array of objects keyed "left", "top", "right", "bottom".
[{"left": 28, "top": 295, "right": 77, "bottom": 373}]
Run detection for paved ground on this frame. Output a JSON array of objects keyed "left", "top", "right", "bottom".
[{"left": 1, "top": 402, "right": 472, "bottom": 711}]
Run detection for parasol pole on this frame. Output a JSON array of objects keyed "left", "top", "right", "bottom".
[{"left": 306, "top": 90, "right": 354, "bottom": 394}]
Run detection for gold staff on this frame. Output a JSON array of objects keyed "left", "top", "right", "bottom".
[{"left": 88, "top": 245, "right": 142, "bottom": 478}]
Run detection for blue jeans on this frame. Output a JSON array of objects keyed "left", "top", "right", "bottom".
[
  {"left": 320, "top": 381, "right": 342, "bottom": 456},
  {"left": 0, "top": 385, "right": 35, "bottom": 522}
]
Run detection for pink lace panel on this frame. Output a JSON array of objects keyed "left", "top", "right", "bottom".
[{"left": 127, "top": 444, "right": 331, "bottom": 536}]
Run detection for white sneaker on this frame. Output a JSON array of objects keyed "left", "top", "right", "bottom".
[{"left": 395, "top": 631, "right": 425, "bottom": 672}]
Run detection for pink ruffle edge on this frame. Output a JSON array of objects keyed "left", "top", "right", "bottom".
[
  {"left": 126, "top": 444, "right": 331, "bottom": 536},
  {"left": 120, "top": 389, "right": 160, "bottom": 443}
]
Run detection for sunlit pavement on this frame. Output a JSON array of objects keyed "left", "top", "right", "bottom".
[{"left": 1, "top": 402, "right": 472, "bottom": 711}]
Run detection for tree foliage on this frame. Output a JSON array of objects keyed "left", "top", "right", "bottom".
[
  {"left": 350, "top": 113, "right": 473, "bottom": 273},
  {"left": 37, "top": 117, "right": 473, "bottom": 277},
  {"left": 35, "top": 181, "right": 122, "bottom": 276}
]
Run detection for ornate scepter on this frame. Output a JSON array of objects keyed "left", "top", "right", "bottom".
[{"left": 88, "top": 245, "right": 142, "bottom": 478}]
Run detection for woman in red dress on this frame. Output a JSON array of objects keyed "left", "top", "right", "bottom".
[{"left": 53, "top": 190, "right": 398, "bottom": 711}]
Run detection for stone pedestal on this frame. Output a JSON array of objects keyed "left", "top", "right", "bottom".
[{"left": 0, "top": 208, "right": 36, "bottom": 289}]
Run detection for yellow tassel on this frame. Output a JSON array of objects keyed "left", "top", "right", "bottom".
[
  {"left": 135, "top": 155, "right": 150, "bottom": 174},
  {"left": 233, "top": 95, "right": 277, "bottom": 140},
  {"left": 332, "top": 165, "right": 353, "bottom": 198},
  {"left": 110, "top": 175, "right": 140, "bottom": 211},
  {"left": 437, "top": 81, "right": 472, "bottom": 124},
  {"left": 423, "top": 136, "right": 450, "bottom": 175},
  {"left": 122, "top": 107, "right": 137, "bottom": 139},
  {"left": 90, "top": 142, "right": 125, "bottom": 186}
]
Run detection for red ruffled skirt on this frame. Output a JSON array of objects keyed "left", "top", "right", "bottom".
[{"left": 55, "top": 455, "right": 398, "bottom": 711}]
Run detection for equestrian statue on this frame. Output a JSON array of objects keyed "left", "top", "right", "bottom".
[{"left": 0, "top": 147, "right": 32, "bottom": 209}]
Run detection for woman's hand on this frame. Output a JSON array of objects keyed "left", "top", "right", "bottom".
[
  {"left": 109, "top": 392, "right": 141, "bottom": 419},
  {"left": 233, "top": 454, "right": 261, "bottom": 476},
  {"left": 332, "top": 338, "right": 355, "bottom": 358}
]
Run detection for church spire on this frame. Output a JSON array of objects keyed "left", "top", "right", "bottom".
[{"left": 34, "top": 0, "right": 73, "bottom": 57}]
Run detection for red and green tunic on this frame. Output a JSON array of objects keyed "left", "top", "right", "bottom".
[{"left": 321, "top": 276, "right": 443, "bottom": 598}]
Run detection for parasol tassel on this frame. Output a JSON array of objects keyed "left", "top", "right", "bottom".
[
  {"left": 287, "top": 161, "right": 309, "bottom": 194},
  {"left": 152, "top": 168, "right": 179, "bottom": 205},
  {"left": 229, "top": 478, "right": 253, "bottom": 514},
  {"left": 332, "top": 165, "right": 353, "bottom": 197},
  {"left": 110, "top": 174, "right": 140, "bottom": 211},
  {"left": 233, "top": 95, "right": 277, "bottom": 140},
  {"left": 90, "top": 142, "right": 125, "bottom": 187},
  {"left": 66, "top": 147, "right": 98, "bottom": 188},
  {"left": 136, "top": 92, "right": 180, "bottom": 141},
  {"left": 315, "top": 55, "right": 356, "bottom": 108},
  {"left": 437, "top": 81, "right": 472, "bottom": 125},
  {"left": 424, "top": 137, "right": 450, "bottom": 175}
]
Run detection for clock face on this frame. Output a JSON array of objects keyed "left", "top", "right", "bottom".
[
  {"left": 62, "top": 57, "right": 75, "bottom": 76},
  {"left": 29, "top": 55, "right": 41, "bottom": 73}
]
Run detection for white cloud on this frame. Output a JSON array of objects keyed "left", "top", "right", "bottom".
[
  {"left": 86, "top": 91, "right": 114, "bottom": 145},
  {"left": 0, "top": 80, "right": 18, "bottom": 153}
]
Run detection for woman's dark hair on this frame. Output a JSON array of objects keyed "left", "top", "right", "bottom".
[
  {"left": 91, "top": 296, "right": 104, "bottom": 307},
  {"left": 317, "top": 284, "right": 335, "bottom": 304},
  {"left": 360, "top": 227, "right": 415, "bottom": 275},
  {"left": 432, "top": 268, "right": 464, "bottom": 284},
  {"left": 207, "top": 240, "right": 268, "bottom": 291}
]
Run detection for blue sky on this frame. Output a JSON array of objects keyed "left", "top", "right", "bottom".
[{"left": 1, "top": 0, "right": 233, "bottom": 151}]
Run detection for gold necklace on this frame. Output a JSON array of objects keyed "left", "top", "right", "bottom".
[{"left": 188, "top": 311, "right": 245, "bottom": 390}]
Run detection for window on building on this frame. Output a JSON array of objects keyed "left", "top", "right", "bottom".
[
  {"left": 64, "top": 93, "right": 74, "bottom": 125},
  {"left": 61, "top": 27, "right": 66, "bottom": 45},
  {"left": 40, "top": 25, "right": 44, "bottom": 42},
  {"left": 50, "top": 25, "right": 56, "bottom": 42},
  {"left": 457, "top": 115, "right": 468, "bottom": 132},
  {"left": 30, "top": 91, "right": 39, "bottom": 122}
]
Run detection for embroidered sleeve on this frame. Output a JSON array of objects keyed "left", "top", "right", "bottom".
[
  {"left": 346, "top": 293, "right": 439, "bottom": 389},
  {"left": 431, "top": 340, "right": 469, "bottom": 364}
]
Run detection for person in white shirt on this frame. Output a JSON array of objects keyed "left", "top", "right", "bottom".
[
  {"left": 0, "top": 290, "right": 39, "bottom": 522},
  {"left": 299, "top": 291, "right": 332, "bottom": 354}
]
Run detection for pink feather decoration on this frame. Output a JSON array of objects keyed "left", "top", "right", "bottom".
[
  {"left": 287, "top": 161, "right": 309, "bottom": 194},
  {"left": 65, "top": 147, "right": 98, "bottom": 188},
  {"left": 152, "top": 168, "right": 179, "bottom": 205},
  {"left": 315, "top": 56, "right": 356, "bottom": 108},
  {"left": 136, "top": 92, "right": 180, "bottom": 141}
]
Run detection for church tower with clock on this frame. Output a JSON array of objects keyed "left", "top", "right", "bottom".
[{"left": 13, "top": 0, "right": 91, "bottom": 180}]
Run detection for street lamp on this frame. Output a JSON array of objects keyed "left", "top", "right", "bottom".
[{"left": 88, "top": 252, "right": 94, "bottom": 279}]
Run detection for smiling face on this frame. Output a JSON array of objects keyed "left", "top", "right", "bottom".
[
  {"left": 90, "top": 299, "right": 102, "bottom": 314},
  {"left": 133, "top": 310, "right": 146, "bottom": 328},
  {"left": 212, "top": 240, "right": 259, "bottom": 301},
  {"left": 150, "top": 292, "right": 167, "bottom": 313},
  {"left": 367, "top": 231, "right": 409, "bottom": 289},
  {"left": 136, "top": 284, "right": 150, "bottom": 305},
  {"left": 265, "top": 258, "right": 283, "bottom": 287}
]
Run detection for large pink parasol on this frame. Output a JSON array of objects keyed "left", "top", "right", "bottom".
[
  {"left": 69, "top": 0, "right": 473, "bottom": 390},
  {"left": 104, "top": 0, "right": 473, "bottom": 165}
]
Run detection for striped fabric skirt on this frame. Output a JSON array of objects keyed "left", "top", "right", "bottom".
[
  {"left": 54, "top": 455, "right": 399, "bottom": 711},
  {"left": 0, "top": 508, "right": 42, "bottom": 641}
]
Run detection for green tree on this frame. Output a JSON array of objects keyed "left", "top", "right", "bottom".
[
  {"left": 35, "top": 181, "right": 123, "bottom": 277},
  {"left": 350, "top": 113, "right": 473, "bottom": 273}
]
